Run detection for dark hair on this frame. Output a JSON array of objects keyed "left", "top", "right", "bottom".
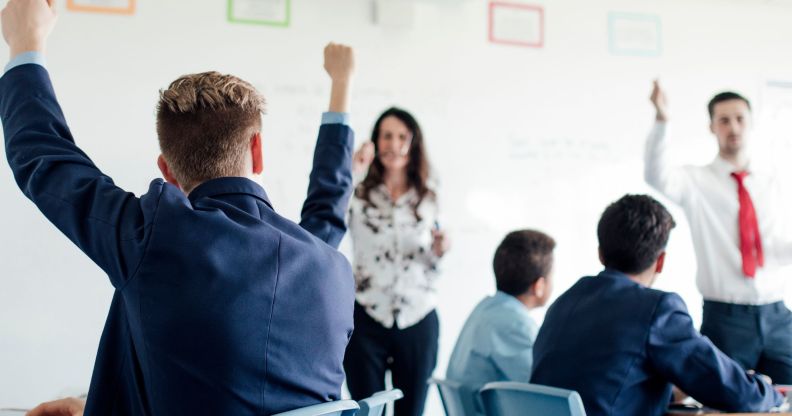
[
  {"left": 356, "top": 107, "right": 433, "bottom": 218},
  {"left": 708, "top": 91, "right": 751, "bottom": 119},
  {"left": 597, "top": 195, "right": 676, "bottom": 275},
  {"left": 493, "top": 230, "right": 556, "bottom": 297}
]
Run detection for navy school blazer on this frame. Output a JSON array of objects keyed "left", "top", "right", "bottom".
[
  {"left": 1, "top": 64, "right": 356, "bottom": 415},
  {"left": 531, "top": 269, "right": 783, "bottom": 416}
]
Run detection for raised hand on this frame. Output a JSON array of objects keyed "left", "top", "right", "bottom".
[
  {"left": 324, "top": 42, "right": 355, "bottom": 113},
  {"left": 650, "top": 79, "right": 669, "bottom": 122},
  {"left": 1, "top": 0, "right": 57, "bottom": 59},
  {"left": 324, "top": 42, "right": 355, "bottom": 83},
  {"left": 352, "top": 142, "right": 375, "bottom": 175}
]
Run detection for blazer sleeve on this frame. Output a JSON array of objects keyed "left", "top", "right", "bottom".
[
  {"left": 299, "top": 123, "right": 354, "bottom": 248},
  {"left": 646, "top": 293, "right": 783, "bottom": 412},
  {"left": 1, "top": 64, "right": 150, "bottom": 288}
]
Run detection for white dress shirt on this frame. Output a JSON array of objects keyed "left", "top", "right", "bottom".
[
  {"left": 348, "top": 184, "right": 441, "bottom": 329},
  {"left": 645, "top": 122, "right": 792, "bottom": 304}
]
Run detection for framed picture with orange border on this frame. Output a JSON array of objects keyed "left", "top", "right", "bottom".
[
  {"left": 66, "top": 0, "right": 136, "bottom": 15},
  {"left": 488, "top": 1, "right": 544, "bottom": 48}
]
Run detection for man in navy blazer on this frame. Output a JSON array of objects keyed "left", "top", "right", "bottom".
[
  {"left": 1, "top": 1, "right": 357, "bottom": 415},
  {"left": 531, "top": 194, "right": 784, "bottom": 416}
]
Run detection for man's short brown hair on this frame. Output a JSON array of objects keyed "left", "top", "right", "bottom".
[
  {"left": 157, "top": 71, "right": 266, "bottom": 191},
  {"left": 493, "top": 229, "right": 556, "bottom": 297}
]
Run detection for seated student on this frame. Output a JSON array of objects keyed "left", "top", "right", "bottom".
[
  {"left": 1, "top": 1, "right": 357, "bottom": 415},
  {"left": 530, "top": 194, "right": 783, "bottom": 416},
  {"left": 447, "top": 230, "right": 555, "bottom": 410}
]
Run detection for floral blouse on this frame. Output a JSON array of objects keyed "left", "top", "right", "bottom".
[{"left": 348, "top": 184, "right": 441, "bottom": 329}]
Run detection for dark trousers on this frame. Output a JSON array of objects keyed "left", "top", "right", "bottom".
[
  {"left": 344, "top": 303, "right": 439, "bottom": 416},
  {"left": 701, "top": 300, "right": 792, "bottom": 383}
]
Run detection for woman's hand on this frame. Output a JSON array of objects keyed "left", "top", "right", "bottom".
[
  {"left": 431, "top": 228, "right": 450, "bottom": 258},
  {"left": 353, "top": 142, "right": 375, "bottom": 175}
]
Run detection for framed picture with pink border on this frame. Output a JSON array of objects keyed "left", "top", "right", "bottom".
[{"left": 488, "top": 2, "right": 544, "bottom": 48}]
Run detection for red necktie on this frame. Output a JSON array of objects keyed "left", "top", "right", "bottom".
[{"left": 731, "top": 171, "right": 764, "bottom": 278}]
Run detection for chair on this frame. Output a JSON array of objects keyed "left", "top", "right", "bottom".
[
  {"left": 357, "top": 389, "right": 404, "bottom": 416},
  {"left": 427, "top": 377, "right": 479, "bottom": 416},
  {"left": 272, "top": 400, "right": 360, "bottom": 416},
  {"left": 479, "top": 381, "right": 586, "bottom": 416}
]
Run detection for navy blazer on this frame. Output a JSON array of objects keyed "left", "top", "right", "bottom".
[
  {"left": 1, "top": 65, "right": 356, "bottom": 415},
  {"left": 531, "top": 269, "right": 783, "bottom": 416}
]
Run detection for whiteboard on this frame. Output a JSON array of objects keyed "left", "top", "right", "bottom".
[{"left": 2, "top": 0, "right": 792, "bottom": 413}]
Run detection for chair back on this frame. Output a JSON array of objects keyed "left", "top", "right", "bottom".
[
  {"left": 357, "top": 389, "right": 404, "bottom": 416},
  {"left": 428, "top": 378, "right": 479, "bottom": 416},
  {"left": 480, "top": 382, "right": 586, "bottom": 416},
  {"left": 272, "top": 400, "right": 360, "bottom": 416}
]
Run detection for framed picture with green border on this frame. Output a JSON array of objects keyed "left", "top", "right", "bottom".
[{"left": 228, "top": 0, "right": 291, "bottom": 27}]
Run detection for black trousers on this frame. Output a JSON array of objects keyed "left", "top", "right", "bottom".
[
  {"left": 701, "top": 300, "right": 792, "bottom": 383},
  {"left": 344, "top": 302, "right": 439, "bottom": 416}
]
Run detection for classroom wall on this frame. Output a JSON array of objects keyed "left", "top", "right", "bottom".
[{"left": 2, "top": 0, "right": 792, "bottom": 413}]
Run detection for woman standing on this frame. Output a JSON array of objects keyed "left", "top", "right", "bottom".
[{"left": 345, "top": 108, "right": 450, "bottom": 416}]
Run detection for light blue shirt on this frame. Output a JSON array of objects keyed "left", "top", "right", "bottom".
[
  {"left": 4, "top": 51, "right": 348, "bottom": 125},
  {"left": 4, "top": 51, "right": 46, "bottom": 73},
  {"left": 447, "top": 291, "right": 538, "bottom": 409}
]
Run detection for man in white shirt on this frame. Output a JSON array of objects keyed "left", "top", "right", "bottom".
[{"left": 645, "top": 81, "right": 792, "bottom": 383}]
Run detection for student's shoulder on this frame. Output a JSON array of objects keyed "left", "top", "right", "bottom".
[
  {"left": 543, "top": 277, "right": 592, "bottom": 312},
  {"left": 637, "top": 288, "right": 691, "bottom": 329},
  {"left": 623, "top": 284, "right": 683, "bottom": 315},
  {"left": 651, "top": 290, "right": 688, "bottom": 314},
  {"left": 573, "top": 273, "right": 670, "bottom": 308},
  {"left": 480, "top": 309, "right": 536, "bottom": 346},
  {"left": 557, "top": 275, "right": 604, "bottom": 298},
  {"left": 140, "top": 178, "right": 174, "bottom": 201},
  {"left": 472, "top": 297, "right": 529, "bottom": 329},
  {"left": 136, "top": 178, "right": 192, "bottom": 214}
]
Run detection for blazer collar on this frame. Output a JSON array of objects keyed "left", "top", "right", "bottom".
[
  {"left": 187, "top": 177, "right": 273, "bottom": 209},
  {"left": 598, "top": 268, "right": 633, "bottom": 282}
]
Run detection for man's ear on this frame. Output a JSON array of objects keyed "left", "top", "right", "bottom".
[
  {"left": 157, "top": 154, "right": 181, "bottom": 190},
  {"left": 251, "top": 132, "right": 263, "bottom": 175},
  {"left": 655, "top": 251, "right": 667, "bottom": 274},
  {"left": 598, "top": 247, "right": 605, "bottom": 266},
  {"left": 532, "top": 276, "right": 547, "bottom": 299}
]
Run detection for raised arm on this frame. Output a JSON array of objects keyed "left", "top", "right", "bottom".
[
  {"left": 644, "top": 80, "right": 688, "bottom": 204},
  {"left": 647, "top": 293, "right": 783, "bottom": 413},
  {"left": 1, "top": 0, "right": 147, "bottom": 287},
  {"left": 299, "top": 43, "right": 356, "bottom": 247}
]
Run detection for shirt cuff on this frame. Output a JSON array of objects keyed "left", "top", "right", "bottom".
[
  {"left": 4, "top": 51, "right": 46, "bottom": 73},
  {"left": 321, "top": 112, "right": 349, "bottom": 126}
]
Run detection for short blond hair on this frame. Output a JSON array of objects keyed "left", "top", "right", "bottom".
[{"left": 156, "top": 71, "right": 266, "bottom": 191}]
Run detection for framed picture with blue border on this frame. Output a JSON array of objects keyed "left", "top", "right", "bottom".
[
  {"left": 228, "top": 0, "right": 291, "bottom": 27},
  {"left": 608, "top": 13, "right": 662, "bottom": 57}
]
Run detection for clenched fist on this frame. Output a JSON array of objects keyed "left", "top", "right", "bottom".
[{"left": 1, "top": 0, "right": 57, "bottom": 59}]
